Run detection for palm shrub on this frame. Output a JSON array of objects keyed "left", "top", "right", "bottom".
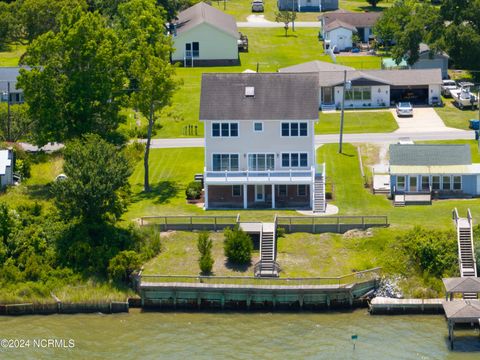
[
  {"left": 197, "top": 232, "right": 213, "bottom": 274},
  {"left": 224, "top": 226, "right": 253, "bottom": 265}
]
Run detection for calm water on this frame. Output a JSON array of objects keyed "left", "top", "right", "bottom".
[{"left": 1, "top": 309, "right": 480, "bottom": 359}]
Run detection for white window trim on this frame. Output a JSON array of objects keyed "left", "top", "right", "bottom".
[
  {"left": 211, "top": 153, "right": 240, "bottom": 171},
  {"left": 397, "top": 175, "right": 406, "bottom": 191},
  {"left": 253, "top": 122, "right": 264, "bottom": 132},
  {"left": 297, "top": 184, "right": 307, "bottom": 197},
  {"left": 211, "top": 121, "right": 240, "bottom": 138},
  {"left": 247, "top": 152, "right": 275, "bottom": 171},
  {"left": 255, "top": 185, "right": 265, "bottom": 202},
  {"left": 408, "top": 175, "right": 417, "bottom": 192},
  {"left": 452, "top": 175, "right": 462, "bottom": 191},
  {"left": 277, "top": 184, "right": 287, "bottom": 197},
  {"left": 441, "top": 175, "right": 452, "bottom": 191},
  {"left": 431, "top": 175, "right": 441, "bottom": 191},
  {"left": 280, "top": 152, "right": 309, "bottom": 169},
  {"left": 280, "top": 121, "right": 309, "bottom": 137}
]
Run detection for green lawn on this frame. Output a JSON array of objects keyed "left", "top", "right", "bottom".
[
  {"left": 0, "top": 44, "right": 26, "bottom": 66},
  {"left": 339, "top": 0, "right": 393, "bottom": 12},
  {"left": 435, "top": 99, "right": 479, "bottom": 130},
  {"left": 156, "top": 27, "right": 381, "bottom": 138},
  {"left": 318, "top": 142, "right": 480, "bottom": 229},
  {"left": 316, "top": 110, "right": 398, "bottom": 134}
]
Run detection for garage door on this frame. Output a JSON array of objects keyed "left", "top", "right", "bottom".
[{"left": 390, "top": 86, "right": 429, "bottom": 105}]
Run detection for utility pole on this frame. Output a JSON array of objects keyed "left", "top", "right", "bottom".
[
  {"left": 7, "top": 81, "right": 11, "bottom": 142},
  {"left": 339, "top": 70, "right": 347, "bottom": 153}
]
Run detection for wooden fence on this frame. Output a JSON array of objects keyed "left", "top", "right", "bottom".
[
  {"left": 140, "top": 214, "right": 240, "bottom": 231},
  {"left": 276, "top": 215, "right": 389, "bottom": 234}
]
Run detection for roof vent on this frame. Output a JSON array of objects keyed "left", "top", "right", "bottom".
[{"left": 245, "top": 86, "right": 255, "bottom": 97}]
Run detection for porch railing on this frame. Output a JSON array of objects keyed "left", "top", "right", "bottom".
[{"left": 204, "top": 166, "right": 315, "bottom": 182}]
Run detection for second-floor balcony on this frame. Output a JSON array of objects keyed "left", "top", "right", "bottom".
[{"left": 204, "top": 164, "right": 324, "bottom": 185}]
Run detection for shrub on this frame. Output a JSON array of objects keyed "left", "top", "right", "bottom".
[
  {"left": 15, "top": 158, "right": 31, "bottom": 179},
  {"left": 197, "top": 232, "right": 213, "bottom": 274},
  {"left": 185, "top": 181, "right": 202, "bottom": 200},
  {"left": 108, "top": 250, "right": 142, "bottom": 283},
  {"left": 224, "top": 226, "right": 253, "bottom": 265},
  {"left": 276, "top": 227, "right": 286, "bottom": 238}
]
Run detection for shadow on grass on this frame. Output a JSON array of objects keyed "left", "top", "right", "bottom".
[
  {"left": 131, "top": 181, "right": 178, "bottom": 204},
  {"left": 274, "top": 34, "right": 298, "bottom": 38},
  {"left": 224, "top": 259, "right": 252, "bottom": 273},
  {"left": 358, "top": 6, "right": 388, "bottom": 12},
  {"left": 25, "top": 184, "right": 53, "bottom": 201},
  {"left": 339, "top": 152, "right": 355, "bottom": 158}
]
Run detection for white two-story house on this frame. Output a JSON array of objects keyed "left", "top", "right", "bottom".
[{"left": 200, "top": 73, "right": 326, "bottom": 212}]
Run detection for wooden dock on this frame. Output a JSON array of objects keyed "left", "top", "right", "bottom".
[{"left": 369, "top": 297, "right": 444, "bottom": 314}]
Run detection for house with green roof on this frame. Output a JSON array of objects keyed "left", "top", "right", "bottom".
[{"left": 388, "top": 144, "right": 480, "bottom": 205}]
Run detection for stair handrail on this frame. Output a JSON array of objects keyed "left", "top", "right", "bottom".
[
  {"left": 467, "top": 208, "right": 472, "bottom": 225},
  {"left": 452, "top": 207, "right": 459, "bottom": 225},
  {"left": 467, "top": 208, "right": 477, "bottom": 276}
]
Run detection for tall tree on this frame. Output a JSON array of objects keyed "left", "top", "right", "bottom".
[
  {"left": 115, "top": 0, "right": 177, "bottom": 192},
  {"left": 52, "top": 134, "right": 132, "bottom": 223},
  {"left": 18, "top": 7, "right": 126, "bottom": 146},
  {"left": 156, "top": 0, "right": 200, "bottom": 21},
  {"left": 0, "top": 104, "right": 32, "bottom": 142},
  {"left": 366, "top": 0, "right": 382, "bottom": 8}
]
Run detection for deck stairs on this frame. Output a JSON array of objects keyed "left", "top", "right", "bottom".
[
  {"left": 394, "top": 194, "right": 405, "bottom": 207},
  {"left": 453, "top": 208, "right": 478, "bottom": 300},
  {"left": 313, "top": 174, "right": 326, "bottom": 213},
  {"left": 321, "top": 103, "right": 336, "bottom": 112},
  {"left": 254, "top": 223, "right": 279, "bottom": 277}
]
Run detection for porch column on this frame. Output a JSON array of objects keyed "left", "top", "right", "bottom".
[
  {"left": 272, "top": 184, "right": 275, "bottom": 209},
  {"left": 243, "top": 184, "right": 247, "bottom": 209},
  {"left": 310, "top": 183, "right": 314, "bottom": 209},
  {"left": 205, "top": 184, "right": 209, "bottom": 209}
]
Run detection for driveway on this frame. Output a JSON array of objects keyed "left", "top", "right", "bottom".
[
  {"left": 392, "top": 107, "right": 462, "bottom": 133},
  {"left": 237, "top": 15, "right": 321, "bottom": 28}
]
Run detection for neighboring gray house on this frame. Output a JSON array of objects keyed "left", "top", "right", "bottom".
[
  {"left": 200, "top": 72, "right": 326, "bottom": 212},
  {"left": 320, "top": 11, "right": 381, "bottom": 51},
  {"left": 389, "top": 144, "right": 480, "bottom": 205},
  {"left": 169, "top": 2, "right": 240, "bottom": 66},
  {"left": 0, "top": 149, "right": 14, "bottom": 188},
  {"left": 411, "top": 43, "right": 449, "bottom": 79},
  {"left": 277, "top": 0, "right": 338, "bottom": 12},
  {"left": 279, "top": 60, "right": 442, "bottom": 109},
  {"left": 0, "top": 67, "right": 24, "bottom": 104}
]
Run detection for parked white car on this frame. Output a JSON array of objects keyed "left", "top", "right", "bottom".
[
  {"left": 251, "top": 0, "right": 264, "bottom": 12},
  {"left": 396, "top": 102, "right": 413, "bottom": 117},
  {"left": 441, "top": 80, "right": 457, "bottom": 97}
]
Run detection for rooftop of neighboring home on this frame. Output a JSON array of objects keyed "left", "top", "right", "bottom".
[
  {"left": 320, "top": 10, "right": 382, "bottom": 31},
  {"left": 388, "top": 144, "right": 480, "bottom": 175},
  {"left": 200, "top": 73, "right": 319, "bottom": 121},
  {"left": 0, "top": 149, "right": 12, "bottom": 176},
  {"left": 419, "top": 43, "right": 449, "bottom": 58},
  {"left": 0, "top": 67, "right": 22, "bottom": 92},
  {"left": 279, "top": 61, "right": 443, "bottom": 87},
  {"left": 173, "top": 1, "right": 239, "bottom": 39}
]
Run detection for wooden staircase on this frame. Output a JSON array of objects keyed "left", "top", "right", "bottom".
[
  {"left": 254, "top": 223, "right": 279, "bottom": 277},
  {"left": 453, "top": 208, "right": 478, "bottom": 300},
  {"left": 314, "top": 174, "right": 326, "bottom": 213},
  {"left": 394, "top": 194, "right": 405, "bottom": 207}
]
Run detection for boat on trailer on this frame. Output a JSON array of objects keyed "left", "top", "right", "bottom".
[{"left": 450, "top": 82, "right": 478, "bottom": 109}]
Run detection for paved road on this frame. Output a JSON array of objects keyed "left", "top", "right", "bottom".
[
  {"left": 147, "top": 130, "right": 474, "bottom": 149},
  {"left": 237, "top": 21, "right": 321, "bottom": 28}
]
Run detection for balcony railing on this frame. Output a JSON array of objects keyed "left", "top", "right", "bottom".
[{"left": 204, "top": 166, "right": 316, "bottom": 182}]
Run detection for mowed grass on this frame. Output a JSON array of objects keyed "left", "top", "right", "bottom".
[
  {"left": 0, "top": 44, "right": 26, "bottom": 66},
  {"left": 317, "top": 142, "right": 480, "bottom": 229},
  {"left": 157, "top": 27, "right": 381, "bottom": 138},
  {"left": 339, "top": 0, "right": 393, "bottom": 12},
  {"left": 435, "top": 99, "right": 479, "bottom": 130},
  {"left": 316, "top": 110, "right": 398, "bottom": 134}
]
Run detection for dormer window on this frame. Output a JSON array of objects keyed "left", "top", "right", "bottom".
[{"left": 245, "top": 86, "right": 255, "bottom": 97}]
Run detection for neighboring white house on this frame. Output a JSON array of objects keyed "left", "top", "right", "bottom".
[
  {"left": 279, "top": 60, "right": 442, "bottom": 109},
  {"left": 0, "top": 149, "right": 13, "bottom": 188},
  {"left": 169, "top": 2, "right": 240, "bottom": 66},
  {"left": 0, "top": 67, "right": 24, "bottom": 104},
  {"left": 277, "top": 0, "right": 339, "bottom": 12},
  {"left": 200, "top": 73, "right": 326, "bottom": 212},
  {"left": 320, "top": 11, "right": 381, "bottom": 51}
]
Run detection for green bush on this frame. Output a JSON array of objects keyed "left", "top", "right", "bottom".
[
  {"left": 108, "top": 250, "right": 142, "bottom": 283},
  {"left": 15, "top": 158, "right": 31, "bottom": 179},
  {"left": 276, "top": 227, "right": 286, "bottom": 238},
  {"left": 224, "top": 226, "right": 253, "bottom": 265},
  {"left": 400, "top": 226, "right": 458, "bottom": 277},
  {"left": 197, "top": 232, "right": 213, "bottom": 274},
  {"left": 185, "top": 181, "right": 202, "bottom": 200}
]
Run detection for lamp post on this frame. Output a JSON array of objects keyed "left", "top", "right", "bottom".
[{"left": 339, "top": 70, "right": 351, "bottom": 154}]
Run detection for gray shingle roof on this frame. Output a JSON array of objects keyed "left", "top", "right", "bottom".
[
  {"left": 443, "top": 277, "right": 480, "bottom": 294},
  {"left": 324, "top": 19, "right": 357, "bottom": 32},
  {"left": 200, "top": 73, "right": 319, "bottom": 121},
  {"left": 389, "top": 144, "right": 472, "bottom": 166},
  {"left": 442, "top": 300, "right": 480, "bottom": 321},
  {"left": 175, "top": 2, "right": 239, "bottom": 39},
  {"left": 321, "top": 11, "right": 381, "bottom": 30},
  {"left": 0, "top": 67, "right": 22, "bottom": 92},
  {"left": 279, "top": 61, "right": 443, "bottom": 86}
]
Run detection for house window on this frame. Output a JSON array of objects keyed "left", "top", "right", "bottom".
[
  {"left": 212, "top": 154, "right": 239, "bottom": 171},
  {"left": 254, "top": 122, "right": 263, "bottom": 132},
  {"left": 442, "top": 176, "right": 451, "bottom": 190},
  {"left": 453, "top": 176, "right": 462, "bottom": 190},
  {"left": 232, "top": 185, "right": 241, "bottom": 197},
  {"left": 248, "top": 154, "right": 275, "bottom": 171},
  {"left": 409, "top": 176, "right": 417, "bottom": 192},
  {"left": 345, "top": 87, "right": 371, "bottom": 101},
  {"left": 297, "top": 185, "right": 307, "bottom": 196},
  {"left": 397, "top": 176, "right": 406, "bottom": 191},
  {"left": 421, "top": 176, "right": 430, "bottom": 191},
  {"left": 212, "top": 122, "right": 238, "bottom": 137},
  {"left": 281, "top": 122, "right": 308, "bottom": 137},
  {"left": 278, "top": 185, "right": 287, "bottom": 197},
  {"left": 432, "top": 176, "right": 440, "bottom": 190},
  {"left": 281, "top": 153, "right": 308, "bottom": 168},
  {"left": 192, "top": 42, "right": 199, "bottom": 57}
]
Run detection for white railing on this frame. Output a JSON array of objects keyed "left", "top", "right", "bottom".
[{"left": 204, "top": 166, "right": 315, "bottom": 182}]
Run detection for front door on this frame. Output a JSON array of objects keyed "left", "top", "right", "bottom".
[
  {"left": 409, "top": 176, "right": 417, "bottom": 192},
  {"left": 255, "top": 185, "right": 265, "bottom": 202},
  {"left": 322, "top": 87, "right": 333, "bottom": 104}
]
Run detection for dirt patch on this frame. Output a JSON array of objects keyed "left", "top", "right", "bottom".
[
  {"left": 342, "top": 229, "right": 374, "bottom": 239},
  {"left": 160, "top": 230, "right": 176, "bottom": 238}
]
